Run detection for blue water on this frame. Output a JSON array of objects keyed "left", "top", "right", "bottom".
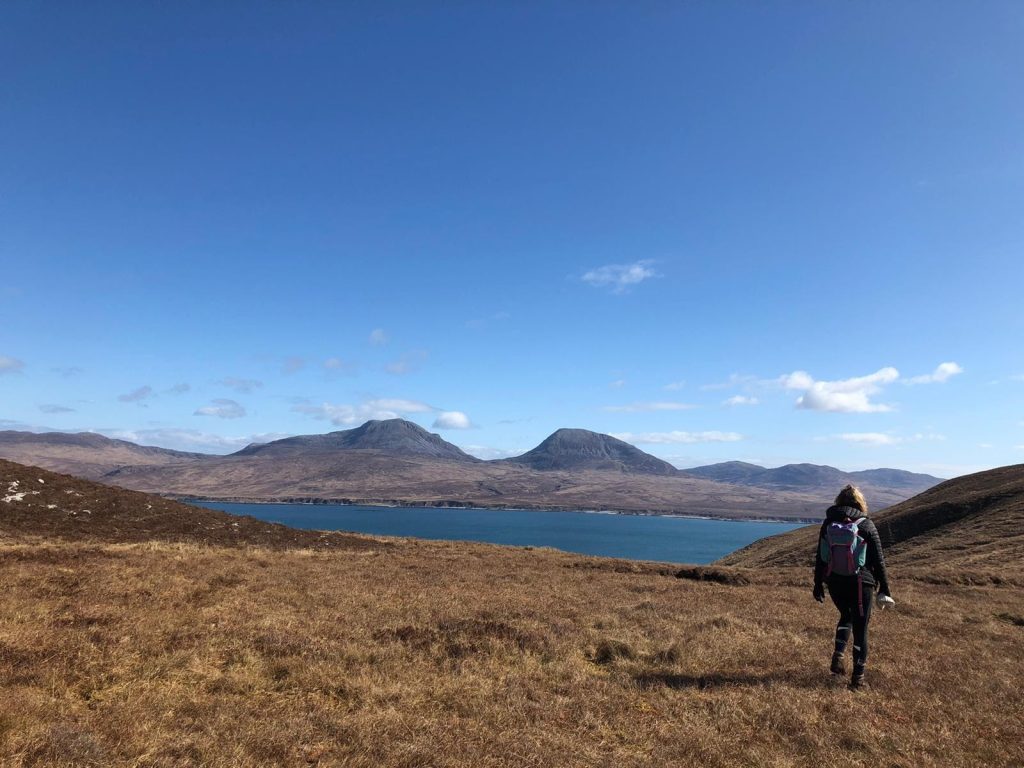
[{"left": 196, "top": 502, "right": 803, "bottom": 564}]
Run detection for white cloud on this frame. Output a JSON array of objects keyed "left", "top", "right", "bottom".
[
  {"left": 780, "top": 367, "right": 899, "bottom": 413},
  {"left": 612, "top": 431, "right": 744, "bottom": 445},
  {"left": 194, "top": 399, "right": 247, "bottom": 419},
  {"left": 39, "top": 404, "right": 75, "bottom": 414},
  {"left": 581, "top": 260, "right": 658, "bottom": 293},
  {"left": 167, "top": 383, "right": 191, "bottom": 395},
  {"left": 603, "top": 401, "right": 697, "bottom": 413},
  {"left": 118, "top": 385, "right": 154, "bottom": 404},
  {"left": 724, "top": 395, "right": 759, "bottom": 407},
  {"left": 433, "top": 411, "right": 474, "bottom": 430},
  {"left": 220, "top": 377, "right": 263, "bottom": 393},
  {"left": 292, "top": 397, "right": 434, "bottom": 426},
  {"left": 608, "top": 379, "right": 626, "bottom": 390},
  {"left": 906, "top": 362, "right": 964, "bottom": 385},
  {"left": 662, "top": 380, "right": 686, "bottom": 391},
  {"left": 1010, "top": 374, "right": 1024, "bottom": 382},
  {"left": 52, "top": 366, "right": 83, "bottom": 378},
  {"left": 0, "top": 356, "right": 25, "bottom": 375},
  {"left": 369, "top": 328, "right": 389, "bottom": 345}
]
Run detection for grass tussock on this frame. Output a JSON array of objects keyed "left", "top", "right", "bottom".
[{"left": 0, "top": 536, "right": 1022, "bottom": 767}]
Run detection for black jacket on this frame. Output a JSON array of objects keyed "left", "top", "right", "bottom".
[{"left": 813, "top": 505, "right": 891, "bottom": 596}]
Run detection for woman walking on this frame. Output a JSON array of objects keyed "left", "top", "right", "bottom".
[{"left": 813, "top": 484, "right": 893, "bottom": 689}]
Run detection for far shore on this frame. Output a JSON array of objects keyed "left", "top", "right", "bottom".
[{"left": 180, "top": 495, "right": 819, "bottom": 525}]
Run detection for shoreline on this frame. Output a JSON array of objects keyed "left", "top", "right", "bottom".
[{"left": 181, "top": 495, "right": 819, "bottom": 526}]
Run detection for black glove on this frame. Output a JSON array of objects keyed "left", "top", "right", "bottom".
[{"left": 813, "top": 582, "right": 825, "bottom": 603}]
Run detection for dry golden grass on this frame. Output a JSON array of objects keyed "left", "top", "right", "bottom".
[{"left": 1, "top": 536, "right": 1022, "bottom": 767}]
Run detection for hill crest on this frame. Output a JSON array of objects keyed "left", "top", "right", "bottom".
[
  {"left": 502, "top": 428, "right": 678, "bottom": 475},
  {"left": 232, "top": 419, "right": 479, "bottom": 462}
]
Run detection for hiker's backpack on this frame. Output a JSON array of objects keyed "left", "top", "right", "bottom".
[{"left": 820, "top": 517, "right": 867, "bottom": 577}]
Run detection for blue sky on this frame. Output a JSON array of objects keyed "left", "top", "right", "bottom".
[{"left": 2, "top": 2, "right": 1022, "bottom": 477}]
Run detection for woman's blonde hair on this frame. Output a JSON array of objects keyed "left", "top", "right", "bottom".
[{"left": 835, "top": 484, "right": 868, "bottom": 515}]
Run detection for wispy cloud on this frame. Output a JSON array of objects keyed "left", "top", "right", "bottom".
[
  {"left": 432, "top": 411, "right": 474, "bottom": 430},
  {"left": 292, "top": 397, "right": 434, "bottom": 427},
  {"left": 831, "top": 432, "right": 946, "bottom": 446},
  {"left": 385, "top": 350, "right": 428, "bottom": 375},
  {"left": 465, "top": 311, "right": 511, "bottom": 330},
  {"left": 220, "top": 377, "right": 263, "bottom": 394},
  {"left": 39, "top": 404, "right": 75, "bottom": 414},
  {"left": 612, "top": 431, "right": 743, "bottom": 445},
  {"left": 118, "top": 385, "right": 154, "bottom": 404},
  {"left": 369, "top": 328, "right": 389, "bottom": 345},
  {"left": 323, "top": 357, "right": 356, "bottom": 375},
  {"left": 724, "top": 395, "right": 759, "bottom": 407},
  {"left": 581, "top": 260, "right": 659, "bottom": 293},
  {"left": 458, "top": 444, "right": 523, "bottom": 460},
  {"left": 905, "top": 362, "right": 964, "bottom": 385},
  {"left": 700, "top": 374, "right": 757, "bottom": 391},
  {"left": 662, "top": 380, "right": 686, "bottom": 391},
  {"left": 100, "top": 428, "right": 290, "bottom": 454},
  {"left": 603, "top": 401, "right": 697, "bottom": 413},
  {"left": 194, "top": 399, "right": 247, "bottom": 419},
  {"left": 0, "top": 355, "right": 25, "bottom": 375},
  {"left": 608, "top": 379, "right": 626, "bottom": 390},
  {"left": 167, "top": 383, "right": 191, "bottom": 395},
  {"left": 779, "top": 367, "right": 899, "bottom": 413},
  {"left": 51, "top": 366, "right": 83, "bottom": 378},
  {"left": 282, "top": 356, "right": 305, "bottom": 374}
]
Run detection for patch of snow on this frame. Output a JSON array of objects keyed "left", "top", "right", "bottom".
[
  {"left": 46, "top": 504, "right": 57, "bottom": 510},
  {"left": 37, "top": 478, "right": 45, "bottom": 484}
]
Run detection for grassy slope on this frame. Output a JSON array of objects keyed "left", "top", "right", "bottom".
[
  {"left": 717, "top": 464, "right": 1024, "bottom": 582},
  {"left": 2, "top": 460, "right": 1023, "bottom": 767}
]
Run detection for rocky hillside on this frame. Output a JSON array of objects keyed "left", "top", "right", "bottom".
[
  {"left": 0, "top": 458, "right": 382, "bottom": 551},
  {"left": 716, "top": 463, "right": 1024, "bottom": 579},
  {"left": 500, "top": 428, "right": 678, "bottom": 475},
  {"left": 0, "top": 430, "right": 209, "bottom": 479}
]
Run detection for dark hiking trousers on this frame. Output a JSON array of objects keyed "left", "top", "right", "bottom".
[{"left": 827, "top": 575, "right": 875, "bottom": 668}]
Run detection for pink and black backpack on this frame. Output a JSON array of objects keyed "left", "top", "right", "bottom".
[{"left": 820, "top": 512, "right": 868, "bottom": 578}]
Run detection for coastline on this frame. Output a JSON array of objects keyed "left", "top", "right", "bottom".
[{"left": 180, "top": 495, "right": 819, "bottom": 525}]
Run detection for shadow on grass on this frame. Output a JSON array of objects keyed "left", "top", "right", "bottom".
[{"left": 634, "top": 668, "right": 824, "bottom": 691}]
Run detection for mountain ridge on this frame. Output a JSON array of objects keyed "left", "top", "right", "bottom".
[
  {"left": 0, "top": 422, "right": 944, "bottom": 516},
  {"left": 500, "top": 428, "right": 678, "bottom": 475}
]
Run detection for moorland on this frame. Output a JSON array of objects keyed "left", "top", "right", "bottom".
[{"left": 1, "top": 457, "right": 1021, "bottom": 767}]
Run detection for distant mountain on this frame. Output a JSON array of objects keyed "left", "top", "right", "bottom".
[
  {"left": 500, "top": 428, "right": 679, "bottom": 475},
  {"left": 682, "top": 461, "right": 942, "bottom": 508},
  {"left": 0, "top": 430, "right": 209, "bottom": 479},
  {"left": 233, "top": 419, "right": 479, "bottom": 462},
  {"left": 717, "top": 463, "right": 1024, "bottom": 576},
  {"left": 1, "top": 421, "right": 942, "bottom": 519}
]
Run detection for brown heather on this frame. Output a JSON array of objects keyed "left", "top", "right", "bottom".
[{"left": 1, "top": 459, "right": 1023, "bottom": 767}]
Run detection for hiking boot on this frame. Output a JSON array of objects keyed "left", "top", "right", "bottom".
[
  {"left": 849, "top": 666, "right": 866, "bottom": 690},
  {"left": 830, "top": 653, "right": 845, "bottom": 675}
]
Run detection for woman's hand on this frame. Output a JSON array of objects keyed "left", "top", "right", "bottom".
[{"left": 813, "top": 583, "right": 825, "bottom": 603}]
